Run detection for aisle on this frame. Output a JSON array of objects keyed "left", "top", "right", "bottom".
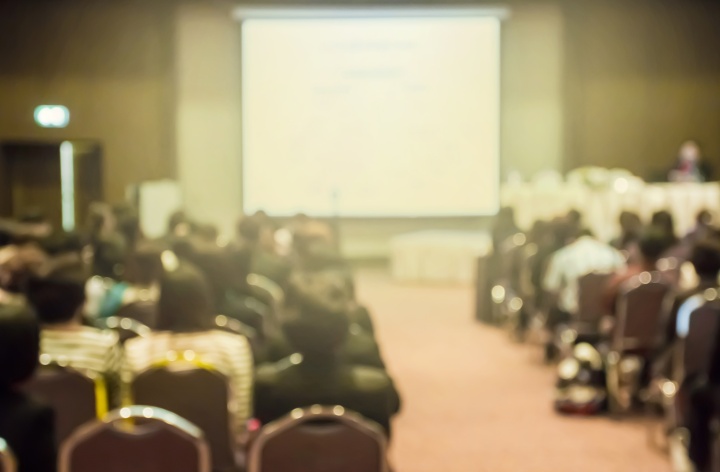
[{"left": 355, "top": 269, "right": 671, "bottom": 472}]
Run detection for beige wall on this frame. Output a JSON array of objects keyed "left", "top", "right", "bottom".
[{"left": 0, "top": 2, "right": 175, "bottom": 203}]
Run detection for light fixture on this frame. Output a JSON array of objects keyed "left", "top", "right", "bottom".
[{"left": 34, "top": 105, "right": 70, "bottom": 128}]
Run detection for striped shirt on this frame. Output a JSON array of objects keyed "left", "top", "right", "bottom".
[
  {"left": 123, "top": 330, "right": 253, "bottom": 434},
  {"left": 40, "top": 326, "right": 124, "bottom": 407},
  {"left": 544, "top": 236, "right": 626, "bottom": 313}
]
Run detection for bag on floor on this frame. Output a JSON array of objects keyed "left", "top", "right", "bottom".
[{"left": 554, "top": 342, "right": 607, "bottom": 415}]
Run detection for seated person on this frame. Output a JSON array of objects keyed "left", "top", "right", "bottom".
[
  {"left": 543, "top": 227, "right": 626, "bottom": 328},
  {"left": 254, "top": 288, "right": 401, "bottom": 435},
  {"left": 25, "top": 262, "right": 123, "bottom": 409},
  {"left": 260, "top": 277, "right": 386, "bottom": 368},
  {"left": 610, "top": 211, "right": 643, "bottom": 253},
  {"left": 124, "top": 262, "right": 254, "bottom": 436},
  {"left": 603, "top": 229, "right": 668, "bottom": 314},
  {"left": 0, "top": 304, "right": 56, "bottom": 472}
]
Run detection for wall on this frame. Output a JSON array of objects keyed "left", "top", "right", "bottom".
[
  {"left": 174, "top": 1, "right": 565, "bottom": 256},
  {"left": 0, "top": 1, "right": 176, "bottom": 203},
  {"left": 563, "top": 0, "right": 720, "bottom": 178}
]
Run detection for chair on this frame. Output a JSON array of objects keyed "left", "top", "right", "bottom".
[
  {"left": 94, "top": 316, "right": 151, "bottom": 344},
  {"left": 215, "top": 314, "right": 261, "bottom": 358},
  {"left": 115, "top": 299, "right": 158, "bottom": 328},
  {"left": 648, "top": 294, "right": 720, "bottom": 451},
  {"left": 607, "top": 272, "right": 674, "bottom": 414},
  {"left": 132, "top": 363, "right": 239, "bottom": 472},
  {"left": 22, "top": 364, "right": 102, "bottom": 446},
  {"left": 59, "top": 406, "right": 211, "bottom": 472},
  {"left": 474, "top": 254, "right": 492, "bottom": 323},
  {"left": 0, "top": 437, "right": 16, "bottom": 472},
  {"left": 576, "top": 272, "right": 614, "bottom": 324},
  {"left": 248, "top": 405, "right": 388, "bottom": 472}
]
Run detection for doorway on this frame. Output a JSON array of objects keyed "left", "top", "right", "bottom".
[{"left": 0, "top": 141, "right": 103, "bottom": 231}]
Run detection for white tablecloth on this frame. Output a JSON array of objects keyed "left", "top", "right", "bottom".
[
  {"left": 501, "top": 182, "right": 720, "bottom": 242},
  {"left": 391, "top": 231, "right": 491, "bottom": 284}
]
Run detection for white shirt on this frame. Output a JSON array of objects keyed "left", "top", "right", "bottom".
[{"left": 543, "top": 236, "right": 626, "bottom": 313}]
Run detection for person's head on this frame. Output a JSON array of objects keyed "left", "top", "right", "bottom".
[
  {"left": 25, "top": 262, "right": 87, "bottom": 325},
  {"left": 566, "top": 210, "right": 582, "bottom": 227},
  {"left": 156, "top": 262, "right": 214, "bottom": 332},
  {"left": 637, "top": 229, "right": 669, "bottom": 266},
  {"left": 196, "top": 224, "right": 219, "bottom": 244},
  {"left": 651, "top": 211, "right": 676, "bottom": 239},
  {"left": 0, "top": 304, "right": 40, "bottom": 390},
  {"left": 0, "top": 244, "right": 47, "bottom": 293},
  {"left": 690, "top": 239, "right": 720, "bottom": 280},
  {"left": 619, "top": 211, "right": 642, "bottom": 235},
  {"left": 282, "top": 285, "right": 350, "bottom": 359},
  {"left": 124, "top": 242, "right": 164, "bottom": 286},
  {"left": 115, "top": 211, "right": 141, "bottom": 251},
  {"left": 167, "top": 211, "right": 192, "bottom": 238},
  {"left": 237, "top": 215, "right": 261, "bottom": 244},
  {"left": 679, "top": 140, "right": 702, "bottom": 163},
  {"left": 92, "top": 236, "right": 126, "bottom": 279},
  {"left": 697, "top": 210, "right": 713, "bottom": 227},
  {"left": 496, "top": 207, "right": 516, "bottom": 229}
]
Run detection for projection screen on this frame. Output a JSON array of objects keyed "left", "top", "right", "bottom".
[{"left": 239, "top": 9, "right": 503, "bottom": 217}]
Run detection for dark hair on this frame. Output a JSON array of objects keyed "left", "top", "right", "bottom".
[
  {"left": 155, "top": 262, "right": 214, "bottom": 332},
  {"left": 237, "top": 216, "right": 261, "bottom": 243},
  {"left": 125, "top": 243, "right": 164, "bottom": 285},
  {"left": 25, "top": 263, "right": 87, "bottom": 325},
  {"left": 0, "top": 304, "right": 40, "bottom": 388},
  {"left": 282, "top": 288, "right": 349, "bottom": 357},
  {"left": 92, "top": 236, "right": 126, "bottom": 279},
  {"left": 690, "top": 239, "right": 720, "bottom": 278},
  {"left": 638, "top": 229, "right": 670, "bottom": 262},
  {"left": 651, "top": 211, "right": 676, "bottom": 238}
]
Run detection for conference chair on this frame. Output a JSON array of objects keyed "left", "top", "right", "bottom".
[
  {"left": 115, "top": 299, "right": 158, "bottom": 329},
  {"left": 131, "top": 358, "right": 240, "bottom": 472},
  {"left": 59, "top": 406, "right": 211, "bottom": 472},
  {"left": 94, "top": 316, "right": 151, "bottom": 344},
  {"left": 247, "top": 273, "right": 284, "bottom": 332},
  {"left": 215, "top": 314, "right": 261, "bottom": 358},
  {"left": 0, "top": 437, "right": 15, "bottom": 472},
  {"left": 647, "top": 296, "right": 720, "bottom": 451},
  {"left": 474, "top": 254, "right": 492, "bottom": 323},
  {"left": 248, "top": 405, "right": 388, "bottom": 472},
  {"left": 22, "top": 364, "right": 104, "bottom": 446},
  {"left": 607, "top": 272, "right": 674, "bottom": 414}
]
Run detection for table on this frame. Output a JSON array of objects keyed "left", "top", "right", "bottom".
[
  {"left": 390, "top": 230, "right": 491, "bottom": 284},
  {"left": 501, "top": 182, "right": 720, "bottom": 242}
]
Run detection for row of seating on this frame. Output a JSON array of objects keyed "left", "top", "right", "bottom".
[{"left": 0, "top": 405, "right": 387, "bottom": 472}]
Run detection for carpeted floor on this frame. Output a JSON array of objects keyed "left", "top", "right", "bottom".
[{"left": 355, "top": 269, "right": 672, "bottom": 472}]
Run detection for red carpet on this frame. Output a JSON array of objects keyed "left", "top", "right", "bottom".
[{"left": 356, "top": 269, "right": 671, "bottom": 472}]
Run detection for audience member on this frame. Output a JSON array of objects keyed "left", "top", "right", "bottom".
[
  {"left": 0, "top": 304, "right": 56, "bottom": 472},
  {"left": 611, "top": 211, "right": 643, "bottom": 253},
  {"left": 123, "top": 262, "right": 254, "bottom": 435},
  {"left": 603, "top": 229, "right": 668, "bottom": 313},
  {"left": 25, "top": 262, "right": 124, "bottom": 409},
  {"left": 543, "top": 227, "right": 626, "bottom": 327},
  {"left": 254, "top": 286, "right": 401, "bottom": 435}
]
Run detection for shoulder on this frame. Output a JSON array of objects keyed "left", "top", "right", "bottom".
[{"left": 350, "top": 366, "right": 392, "bottom": 391}]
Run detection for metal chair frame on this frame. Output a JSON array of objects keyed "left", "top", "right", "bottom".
[
  {"left": 248, "top": 405, "right": 388, "bottom": 472},
  {"left": 58, "top": 405, "right": 211, "bottom": 472}
]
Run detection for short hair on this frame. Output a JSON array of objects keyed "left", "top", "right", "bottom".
[
  {"left": 282, "top": 288, "right": 350, "bottom": 356},
  {"left": 638, "top": 229, "right": 670, "bottom": 262},
  {"left": 92, "top": 236, "right": 127, "bottom": 279},
  {"left": 651, "top": 211, "right": 676, "bottom": 237},
  {"left": 155, "top": 262, "right": 214, "bottom": 332},
  {"left": 237, "top": 216, "right": 261, "bottom": 243},
  {"left": 0, "top": 304, "right": 40, "bottom": 388},
  {"left": 125, "top": 242, "right": 164, "bottom": 285},
  {"left": 25, "top": 263, "right": 87, "bottom": 325},
  {"left": 690, "top": 239, "right": 720, "bottom": 278}
]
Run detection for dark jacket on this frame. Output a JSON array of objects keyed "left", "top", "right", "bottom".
[
  {"left": 254, "top": 356, "right": 401, "bottom": 435},
  {"left": 259, "top": 327, "right": 386, "bottom": 368},
  {"left": 0, "top": 389, "right": 56, "bottom": 472}
]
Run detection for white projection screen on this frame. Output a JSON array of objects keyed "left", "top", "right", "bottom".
[{"left": 239, "top": 9, "right": 502, "bottom": 217}]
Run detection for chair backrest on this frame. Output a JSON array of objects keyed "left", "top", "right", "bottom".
[
  {"left": 248, "top": 405, "right": 388, "bottom": 472},
  {"left": 115, "top": 300, "right": 158, "bottom": 329},
  {"left": 94, "top": 316, "right": 151, "bottom": 344},
  {"left": 576, "top": 272, "right": 614, "bottom": 322},
  {"left": 682, "top": 299, "right": 720, "bottom": 381},
  {"left": 0, "top": 437, "right": 16, "bottom": 472},
  {"left": 59, "top": 406, "right": 211, "bottom": 472},
  {"left": 132, "top": 365, "right": 235, "bottom": 471},
  {"left": 215, "top": 315, "right": 261, "bottom": 358},
  {"left": 614, "top": 272, "right": 674, "bottom": 353},
  {"left": 22, "top": 364, "right": 100, "bottom": 446},
  {"left": 474, "top": 254, "right": 491, "bottom": 322}
]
